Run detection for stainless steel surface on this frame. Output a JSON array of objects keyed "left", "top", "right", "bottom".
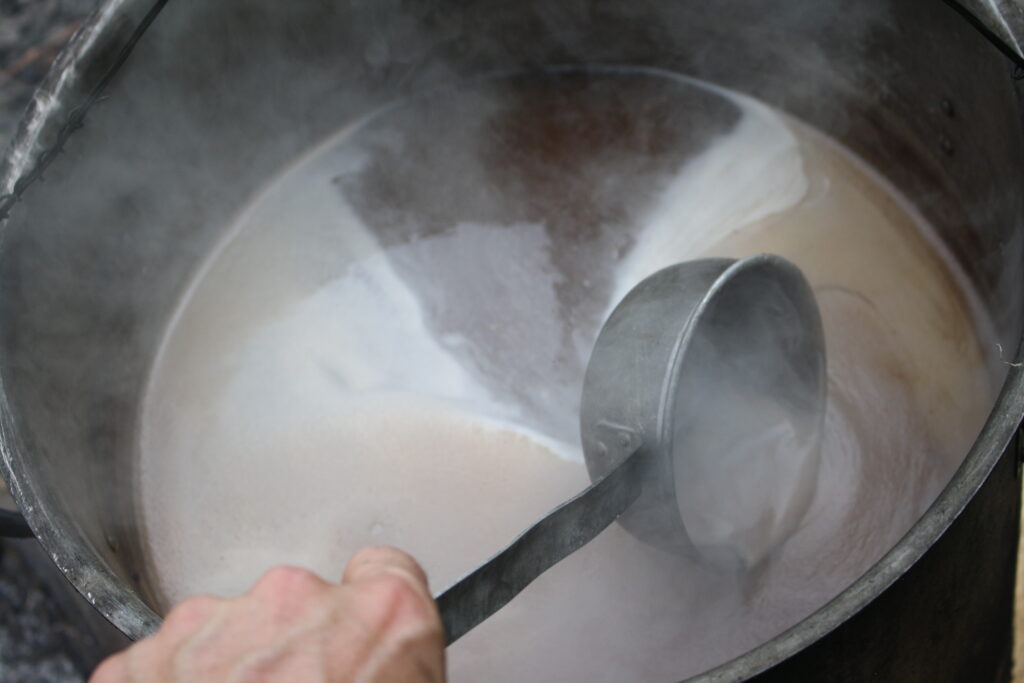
[
  {"left": 581, "top": 255, "right": 826, "bottom": 556},
  {"left": 949, "top": 0, "right": 1024, "bottom": 63},
  {"left": 0, "top": 0, "right": 1022, "bottom": 680}
]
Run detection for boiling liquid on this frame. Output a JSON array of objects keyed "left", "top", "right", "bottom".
[{"left": 136, "top": 68, "right": 994, "bottom": 680}]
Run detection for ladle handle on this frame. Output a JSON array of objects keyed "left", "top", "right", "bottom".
[{"left": 436, "top": 447, "right": 645, "bottom": 645}]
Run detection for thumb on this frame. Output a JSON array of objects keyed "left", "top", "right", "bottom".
[{"left": 342, "top": 546, "right": 436, "bottom": 604}]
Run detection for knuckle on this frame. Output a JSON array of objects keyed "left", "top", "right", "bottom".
[
  {"left": 350, "top": 545, "right": 410, "bottom": 565},
  {"left": 361, "top": 571, "right": 438, "bottom": 631},
  {"left": 366, "top": 570, "right": 416, "bottom": 600},
  {"left": 345, "top": 546, "right": 430, "bottom": 588},
  {"left": 253, "top": 565, "right": 326, "bottom": 601},
  {"left": 163, "top": 594, "right": 221, "bottom": 632}
]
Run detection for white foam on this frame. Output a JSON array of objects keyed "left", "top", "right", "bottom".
[{"left": 613, "top": 94, "right": 809, "bottom": 302}]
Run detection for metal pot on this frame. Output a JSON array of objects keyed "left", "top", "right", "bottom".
[{"left": 1, "top": 0, "right": 1023, "bottom": 679}]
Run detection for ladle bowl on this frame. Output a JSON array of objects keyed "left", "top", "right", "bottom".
[
  {"left": 439, "top": 254, "right": 826, "bottom": 643},
  {"left": 582, "top": 254, "right": 826, "bottom": 561}
]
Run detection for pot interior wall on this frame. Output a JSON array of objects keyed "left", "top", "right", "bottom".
[{"left": 0, "top": 0, "right": 1021, "bottom": 668}]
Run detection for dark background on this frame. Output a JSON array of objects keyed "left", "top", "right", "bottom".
[{"left": 2, "top": 2, "right": 106, "bottom": 681}]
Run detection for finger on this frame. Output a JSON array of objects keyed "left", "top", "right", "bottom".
[
  {"left": 342, "top": 546, "right": 431, "bottom": 596},
  {"left": 165, "top": 569, "right": 330, "bottom": 678},
  {"left": 335, "top": 551, "right": 446, "bottom": 683},
  {"left": 247, "top": 565, "right": 331, "bottom": 620}
]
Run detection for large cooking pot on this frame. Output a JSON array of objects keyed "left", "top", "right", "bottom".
[{"left": 2, "top": 0, "right": 1024, "bottom": 680}]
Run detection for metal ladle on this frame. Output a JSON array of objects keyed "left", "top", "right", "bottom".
[{"left": 436, "top": 254, "right": 827, "bottom": 644}]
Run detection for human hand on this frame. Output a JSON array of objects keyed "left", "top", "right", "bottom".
[{"left": 90, "top": 547, "right": 445, "bottom": 682}]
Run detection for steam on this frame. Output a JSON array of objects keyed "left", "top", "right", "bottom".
[
  {"left": 132, "top": 65, "right": 993, "bottom": 683},
  {"left": 612, "top": 92, "right": 809, "bottom": 302},
  {"left": 671, "top": 269, "right": 823, "bottom": 569},
  {"left": 597, "top": 81, "right": 820, "bottom": 569},
  {"left": 0, "top": 0, "right": 1009, "bottom": 680}
]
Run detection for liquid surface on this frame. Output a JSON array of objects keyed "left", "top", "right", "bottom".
[{"left": 137, "top": 68, "right": 994, "bottom": 681}]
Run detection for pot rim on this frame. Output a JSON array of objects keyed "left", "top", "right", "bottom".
[{"left": 0, "top": 1, "right": 1021, "bottom": 680}]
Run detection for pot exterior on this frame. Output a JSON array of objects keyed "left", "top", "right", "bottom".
[
  {"left": 0, "top": 1, "right": 1023, "bottom": 680},
  {"left": 745, "top": 434, "right": 1020, "bottom": 682}
]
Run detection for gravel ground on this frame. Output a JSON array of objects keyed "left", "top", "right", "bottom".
[
  {"left": 0, "top": 0, "right": 100, "bottom": 144},
  {"left": 1, "top": 1, "right": 106, "bottom": 681},
  {"left": 0, "top": 543, "right": 88, "bottom": 682}
]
